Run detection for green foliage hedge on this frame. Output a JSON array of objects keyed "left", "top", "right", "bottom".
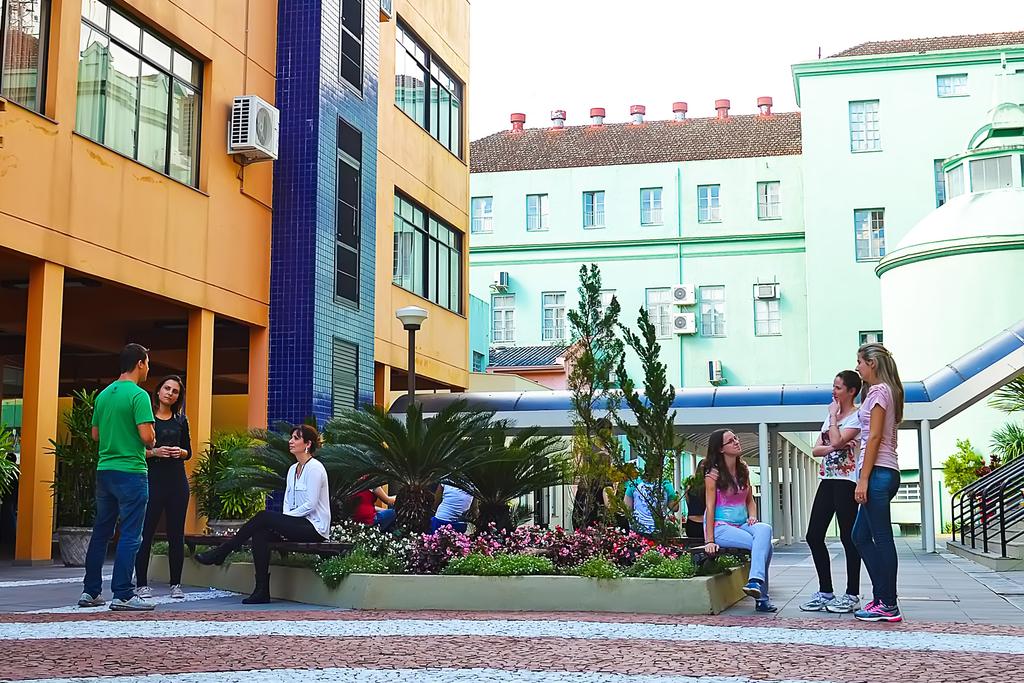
[{"left": 442, "top": 552, "right": 556, "bottom": 577}]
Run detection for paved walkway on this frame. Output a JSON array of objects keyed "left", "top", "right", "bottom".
[{"left": 0, "top": 540, "right": 1022, "bottom": 682}]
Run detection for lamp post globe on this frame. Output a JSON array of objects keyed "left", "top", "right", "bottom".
[{"left": 396, "top": 306, "right": 428, "bottom": 405}]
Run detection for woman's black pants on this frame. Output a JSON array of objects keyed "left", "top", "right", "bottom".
[
  {"left": 806, "top": 478, "right": 861, "bottom": 596},
  {"left": 219, "top": 510, "right": 324, "bottom": 578}
]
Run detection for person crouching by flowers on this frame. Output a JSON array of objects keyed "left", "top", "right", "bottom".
[{"left": 703, "top": 428, "right": 776, "bottom": 613}]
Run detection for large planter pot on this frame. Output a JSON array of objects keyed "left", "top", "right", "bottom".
[
  {"left": 56, "top": 526, "right": 93, "bottom": 567},
  {"left": 206, "top": 519, "right": 246, "bottom": 536}
]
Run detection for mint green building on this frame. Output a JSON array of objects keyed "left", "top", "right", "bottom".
[{"left": 468, "top": 31, "right": 1024, "bottom": 536}]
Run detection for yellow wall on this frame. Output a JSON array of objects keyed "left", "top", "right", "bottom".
[
  {"left": 0, "top": 0, "right": 276, "bottom": 327},
  {"left": 375, "top": 0, "right": 471, "bottom": 391}
]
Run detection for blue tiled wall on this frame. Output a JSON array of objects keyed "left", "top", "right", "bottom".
[{"left": 270, "top": 0, "right": 379, "bottom": 427}]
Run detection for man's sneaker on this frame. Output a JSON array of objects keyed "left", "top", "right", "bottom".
[
  {"left": 77, "top": 592, "right": 105, "bottom": 608},
  {"left": 169, "top": 584, "right": 185, "bottom": 600},
  {"left": 855, "top": 601, "right": 902, "bottom": 623},
  {"left": 799, "top": 591, "right": 834, "bottom": 612},
  {"left": 109, "top": 596, "right": 155, "bottom": 612},
  {"left": 755, "top": 599, "right": 778, "bottom": 613},
  {"left": 741, "top": 579, "right": 764, "bottom": 600},
  {"left": 825, "top": 593, "right": 861, "bottom": 614},
  {"left": 135, "top": 586, "right": 153, "bottom": 599}
]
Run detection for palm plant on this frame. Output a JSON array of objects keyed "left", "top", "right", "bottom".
[
  {"left": 323, "top": 400, "right": 493, "bottom": 533},
  {"left": 989, "top": 375, "right": 1024, "bottom": 464},
  {"left": 989, "top": 377, "right": 1024, "bottom": 414},
  {"left": 0, "top": 426, "right": 19, "bottom": 499},
  {"left": 459, "top": 422, "right": 570, "bottom": 531},
  {"left": 48, "top": 390, "right": 99, "bottom": 528},
  {"left": 190, "top": 430, "right": 266, "bottom": 520}
]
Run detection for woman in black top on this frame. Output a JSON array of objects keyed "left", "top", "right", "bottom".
[
  {"left": 684, "top": 459, "right": 708, "bottom": 539},
  {"left": 134, "top": 375, "right": 192, "bottom": 599}
]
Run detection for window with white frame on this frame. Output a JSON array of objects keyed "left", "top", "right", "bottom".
[
  {"left": 491, "top": 294, "right": 515, "bottom": 343},
  {"left": 933, "top": 160, "right": 946, "bottom": 207},
  {"left": 895, "top": 482, "right": 920, "bottom": 502},
  {"left": 754, "top": 299, "right": 780, "bottom": 336},
  {"left": 526, "top": 193, "right": 548, "bottom": 231},
  {"left": 757, "top": 181, "right": 781, "bottom": 220},
  {"left": 947, "top": 164, "right": 965, "bottom": 199},
  {"left": 598, "top": 289, "right": 616, "bottom": 318},
  {"left": 970, "top": 155, "right": 1013, "bottom": 192},
  {"left": 471, "top": 196, "right": 493, "bottom": 234},
  {"left": 697, "top": 184, "right": 720, "bottom": 222},
  {"left": 645, "top": 288, "right": 672, "bottom": 338},
  {"left": 854, "top": 208, "right": 886, "bottom": 261},
  {"left": 849, "top": 100, "right": 881, "bottom": 152},
  {"left": 542, "top": 291, "right": 566, "bottom": 341},
  {"left": 583, "top": 191, "right": 605, "bottom": 228},
  {"left": 859, "top": 330, "right": 883, "bottom": 346},
  {"left": 699, "top": 286, "right": 726, "bottom": 337},
  {"left": 640, "top": 187, "right": 662, "bottom": 225},
  {"left": 936, "top": 73, "right": 967, "bottom": 97}
]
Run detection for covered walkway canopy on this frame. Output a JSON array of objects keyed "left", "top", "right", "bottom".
[{"left": 393, "top": 320, "right": 1024, "bottom": 552}]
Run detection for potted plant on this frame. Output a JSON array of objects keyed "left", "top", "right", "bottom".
[
  {"left": 190, "top": 430, "right": 266, "bottom": 534},
  {"left": 48, "top": 389, "right": 99, "bottom": 566}
]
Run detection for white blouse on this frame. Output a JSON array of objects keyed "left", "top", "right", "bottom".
[{"left": 283, "top": 458, "right": 331, "bottom": 538}]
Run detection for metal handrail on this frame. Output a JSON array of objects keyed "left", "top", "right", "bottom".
[{"left": 951, "top": 458, "right": 1024, "bottom": 558}]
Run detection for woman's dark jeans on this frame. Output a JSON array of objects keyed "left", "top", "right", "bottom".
[{"left": 852, "top": 466, "right": 900, "bottom": 606}]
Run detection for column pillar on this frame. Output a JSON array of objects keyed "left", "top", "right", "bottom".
[
  {"left": 795, "top": 450, "right": 807, "bottom": 541},
  {"left": 919, "top": 420, "right": 936, "bottom": 553},
  {"left": 15, "top": 262, "right": 64, "bottom": 564},
  {"left": 246, "top": 326, "right": 269, "bottom": 430},
  {"left": 374, "top": 362, "right": 391, "bottom": 409},
  {"left": 781, "top": 438, "right": 792, "bottom": 545},
  {"left": 758, "top": 423, "right": 772, "bottom": 523},
  {"left": 185, "top": 309, "right": 215, "bottom": 534}
]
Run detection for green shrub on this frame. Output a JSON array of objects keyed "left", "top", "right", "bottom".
[
  {"left": 698, "top": 554, "right": 743, "bottom": 576},
  {"left": 316, "top": 548, "right": 404, "bottom": 588},
  {"left": 442, "top": 552, "right": 556, "bottom": 577},
  {"left": 625, "top": 550, "right": 666, "bottom": 577},
  {"left": 151, "top": 541, "right": 169, "bottom": 556},
  {"left": 637, "top": 554, "right": 695, "bottom": 579},
  {"left": 565, "top": 556, "right": 623, "bottom": 580},
  {"left": 942, "top": 439, "right": 985, "bottom": 494}
]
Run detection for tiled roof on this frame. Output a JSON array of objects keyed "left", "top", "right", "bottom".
[
  {"left": 469, "top": 113, "right": 802, "bottom": 173},
  {"left": 829, "top": 31, "right": 1024, "bottom": 58},
  {"left": 489, "top": 345, "right": 569, "bottom": 368}
]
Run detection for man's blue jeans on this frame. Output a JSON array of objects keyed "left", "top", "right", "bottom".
[
  {"left": 852, "top": 466, "right": 900, "bottom": 606},
  {"left": 83, "top": 470, "right": 149, "bottom": 601}
]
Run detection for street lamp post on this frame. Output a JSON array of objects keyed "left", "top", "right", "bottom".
[{"left": 395, "top": 305, "right": 428, "bottom": 406}]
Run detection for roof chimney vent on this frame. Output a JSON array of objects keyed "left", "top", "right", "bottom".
[
  {"left": 757, "top": 96, "right": 773, "bottom": 116},
  {"left": 590, "top": 107, "right": 606, "bottom": 125},
  {"left": 672, "top": 101, "right": 688, "bottom": 121},
  {"left": 715, "top": 99, "right": 731, "bottom": 120},
  {"left": 510, "top": 112, "right": 526, "bottom": 132},
  {"left": 629, "top": 104, "right": 646, "bottom": 124},
  {"left": 550, "top": 109, "right": 566, "bottom": 128}
]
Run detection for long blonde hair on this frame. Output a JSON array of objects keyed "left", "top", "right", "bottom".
[{"left": 858, "top": 343, "right": 905, "bottom": 424}]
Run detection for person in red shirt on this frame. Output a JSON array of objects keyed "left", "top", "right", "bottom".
[{"left": 349, "top": 486, "right": 396, "bottom": 529}]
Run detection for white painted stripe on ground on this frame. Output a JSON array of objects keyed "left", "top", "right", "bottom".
[
  {"left": 24, "top": 589, "right": 239, "bottom": 614},
  {"left": 0, "top": 575, "right": 111, "bottom": 589},
  {"left": 16, "top": 667, "right": 826, "bottom": 683},
  {"left": 0, "top": 618, "right": 1021, "bottom": 654}
]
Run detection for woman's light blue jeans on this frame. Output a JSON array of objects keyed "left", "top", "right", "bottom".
[{"left": 714, "top": 521, "right": 773, "bottom": 595}]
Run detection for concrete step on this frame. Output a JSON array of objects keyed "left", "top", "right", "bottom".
[{"left": 946, "top": 540, "right": 1024, "bottom": 571}]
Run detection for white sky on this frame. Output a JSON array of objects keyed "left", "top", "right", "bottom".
[{"left": 468, "top": 0, "right": 1024, "bottom": 139}]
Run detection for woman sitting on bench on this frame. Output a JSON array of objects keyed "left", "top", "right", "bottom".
[
  {"left": 703, "top": 428, "right": 776, "bottom": 613},
  {"left": 196, "top": 424, "right": 330, "bottom": 604}
]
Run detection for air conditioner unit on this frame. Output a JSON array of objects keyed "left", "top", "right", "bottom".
[
  {"left": 228, "top": 95, "right": 279, "bottom": 163},
  {"left": 379, "top": 0, "right": 393, "bottom": 20},
  {"left": 708, "top": 360, "right": 724, "bottom": 383},
  {"left": 671, "top": 312, "right": 697, "bottom": 335},
  {"left": 753, "top": 283, "right": 780, "bottom": 300},
  {"left": 491, "top": 271, "right": 510, "bottom": 291},
  {"left": 670, "top": 283, "right": 696, "bottom": 306}
]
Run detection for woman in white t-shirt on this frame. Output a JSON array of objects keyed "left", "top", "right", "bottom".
[{"left": 799, "top": 370, "right": 863, "bottom": 614}]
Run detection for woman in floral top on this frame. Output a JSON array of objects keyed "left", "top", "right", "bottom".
[{"left": 800, "top": 370, "right": 863, "bottom": 614}]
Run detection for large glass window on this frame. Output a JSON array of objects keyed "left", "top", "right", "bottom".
[
  {"left": 640, "top": 187, "right": 662, "bottom": 225},
  {"left": 970, "top": 155, "right": 1013, "bottom": 192},
  {"left": 340, "top": 0, "right": 363, "bottom": 91},
  {"left": 936, "top": 73, "right": 967, "bottom": 97},
  {"left": 583, "top": 191, "right": 605, "bottom": 228},
  {"left": 645, "top": 288, "right": 671, "bottom": 338},
  {"left": 699, "top": 286, "right": 726, "bottom": 337},
  {"left": 471, "top": 196, "right": 493, "bottom": 234},
  {"left": 542, "top": 291, "right": 566, "bottom": 341},
  {"left": 395, "top": 22, "right": 461, "bottom": 157},
  {"left": 854, "top": 208, "right": 886, "bottom": 261},
  {"left": 526, "top": 193, "right": 548, "bottom": 231},
  {"left": 947, "top": 164, "right": 965, "bottom": 199},
  {"left": 757, "top": 181, "right": 781, "bottom": 219},
  {"left": 393, "top": 193, "right": 463, "bottom": 314},
  {"left": 0, "top": 0, "right": 49, "bottom": 111},
  {"left": 849, "top": 100, "right": 881, "bottom": 152},
  {"left": 491, "top": 294, "right": 515, "bottom": 344},
  {"left": 76, "top": 0, "right": 201, "bottom": 186},
  {"left": 933, "top": 160, "right": 946, "bottom": 207},
  {"left": 698, "top": 184, "right": 720, "bottom": 222},
  {"left": 336, "top": 119, "right": 362, "bottom": 305},
  {"left": 754, "top": 299, "right": 780, "bottom": 336}
]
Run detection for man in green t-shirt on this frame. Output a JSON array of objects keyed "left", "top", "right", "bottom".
[{"left": 80, "top": 343, "right": 157, "bottom": 611}]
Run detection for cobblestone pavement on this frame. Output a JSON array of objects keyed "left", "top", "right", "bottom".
[{"left": 1, "top": 610, "right": 1023, "bottom": 682}]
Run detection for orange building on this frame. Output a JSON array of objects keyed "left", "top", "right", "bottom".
[{"left": 0, "top": 0, "right": 276, "bottom": 563}]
